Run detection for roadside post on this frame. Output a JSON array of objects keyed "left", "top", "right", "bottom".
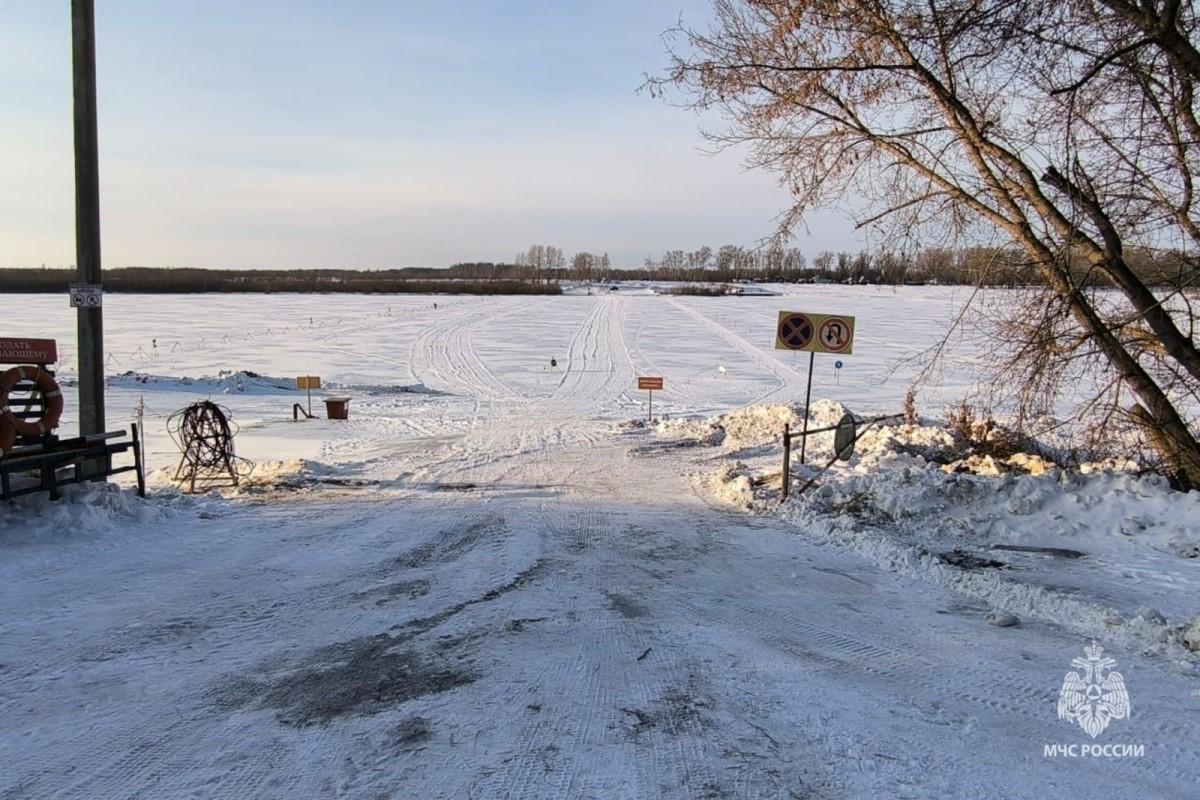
[
  {"left": 782, "top": 423, "right": 791, "bottom": 499},
  {"left": 295, "top": 375, "right": 321, "bottom": 419},
  {"left": 774, "top": 310, "right": 855, "bottom": 478},
  {"left": 72, "top": 0, "right": 105, "bottom": 442},
  {"left": 637, "top": 376, "right": 663, "bottom": 421}
]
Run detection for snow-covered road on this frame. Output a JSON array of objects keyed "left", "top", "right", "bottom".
[{"left": 2, "top": 290, "right": 1197, "bottom": 798}]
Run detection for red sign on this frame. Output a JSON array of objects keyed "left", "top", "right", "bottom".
[
  {"left": 777, "top": 313, "right": 815, "bottom": 350},
  {"left": 0, "top": 338, "right": 57, "bottom": 364},
  {"left": 818, "top": 317, "right": 853, "bottom": 353},
  {"left": 638, "top": 376, "right": 664, "bottom": 391}
]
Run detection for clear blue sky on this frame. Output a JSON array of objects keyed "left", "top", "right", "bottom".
[{"left": 1, "top": 1, "right": 859, "bottom": 269}]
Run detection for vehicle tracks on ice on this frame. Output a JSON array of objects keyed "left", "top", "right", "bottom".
[{"left": 665, "top": 297, "right": 802, "bottom": 406}]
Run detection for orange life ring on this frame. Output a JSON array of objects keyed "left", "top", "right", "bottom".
[{"left": 0, "top": 366, "right": 64, "bottom": 453}]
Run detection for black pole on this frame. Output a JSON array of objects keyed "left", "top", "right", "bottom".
[
  {"left": 798, "top": 351, "right": 815, "bottom": 464},
  {"left": 781, "top": 423, "right": 791, "bottom": 501},
  {"left": 72, "top": 0, "right": 104, "bottom": 437}
]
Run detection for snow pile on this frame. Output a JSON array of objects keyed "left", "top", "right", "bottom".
[
  {"left": 655, "top": 402, "right": 847, "bottom": 450},
  {"left": 240, "top": 458, "right": 309, "bottom": 483},
  {"left": 0, "top": 482, "right": 204, "bottom": 542},
  {"left": 795, "top": 454, "right": 1200, "bottom": 560},
  {"left": 1184, "top": 617, "right": 1200, "bottom": 652},
  {"left": 717, "top": 404, "right": 803, "bottom": 449},
  {"left": 701, "top": 462, "right": 756, "bottom": 508},
  {"left": 229, "top": 459, "right": 377, "bottom": 494},
  {"left": 151, "top": 458, "right": 311, "bottom": 494},
  {"left": 109, "top": 370, "right": 298, "bottom": 395},
  {"left": 329, "top": 381, "right": 443, "bottom": 395},
  {"left": 663, "top": 400, "right": 1200, "bottom": 659}
]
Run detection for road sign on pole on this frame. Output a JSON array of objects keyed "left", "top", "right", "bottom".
[
  {"left": 297, "top": 375, "right": 321, "bottom": 418},
  {"left": 775, "top": 313, "right": 814, "bottom": 351},
  {"left": 637, "top": 376, "right": 663, "bottom": 421},
  {"left": 817, "top": 317, "right": 853, "bottom": 353},
  {"left": 69, "top": 284, "right": 103, "bottom": 308},
  {"left": 775, "top": 311, "right": 855, "bottom": 354},
  {"left": 774, "top": 310, "right": 857, "bottom": 464}
]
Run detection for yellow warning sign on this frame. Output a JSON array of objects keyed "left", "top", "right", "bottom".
[{"left": 775, "top": 311, "right": 855, "bottom": 355}]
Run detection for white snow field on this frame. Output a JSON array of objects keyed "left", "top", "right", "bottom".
[{"left": 1, "top": 288, "right": 1198, "bottom": 799}]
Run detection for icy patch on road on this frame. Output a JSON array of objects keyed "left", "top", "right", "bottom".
[{"left": 660, "top": 400, "right": 1200, "bottom": 663}]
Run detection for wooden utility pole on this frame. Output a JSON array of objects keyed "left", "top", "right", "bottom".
[{"left": 72, "top": 0, "right": 105, "bottom": 436}]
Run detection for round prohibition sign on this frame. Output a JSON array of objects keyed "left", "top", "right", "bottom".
[
  {"left": 818, "top": 317, "right": 852, "bottom": 352},
  {"left": 778, "top": 313, "right": 814, "bottom": 349}
]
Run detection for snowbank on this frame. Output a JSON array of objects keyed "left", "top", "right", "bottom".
[
  {"left": 0, "top": 482, "right": 212, "bottom": 542},
  {"left": 109, "top": 370, "right": 297, "bottom": 395},
  {"left": 654, "top": 402, "right": 833, "bottom": 450},
  {"left": 655, "top": 400, "right": 1200, "bottom": 661}
]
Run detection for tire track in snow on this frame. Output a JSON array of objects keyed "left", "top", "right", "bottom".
[
  {"left": 545, "top": 297, "right": 634, "bottom": 417},
  {"left": 408, "top": 298, "right": 528, "bottom": 403},
  {"left": 664, "top": 297, "right": 803, "bottom": 406},
  {"left": 668, "top": 563, "right": 1199, "bottom": 791}
]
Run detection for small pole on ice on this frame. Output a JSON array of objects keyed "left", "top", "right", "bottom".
[
  {"left": 781, "top": 423, "right": 791, "bottom": 500},
  {"left": 799, "top": 351, "right": 815, "bottom": 464},
  {"left": 135, "top": 394, "right": 145, "bottom": 468}
]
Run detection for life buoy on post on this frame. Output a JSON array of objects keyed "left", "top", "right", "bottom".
[{"left": 0, "top": 365, "right": 64, "bottom": 454}]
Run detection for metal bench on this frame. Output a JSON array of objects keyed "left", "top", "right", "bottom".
[
  {"left": 0, "top": 427, "right": 144, "bottom": 501},
  {"left": 0, "top": 337, "right": 144, "bottom": 501}
]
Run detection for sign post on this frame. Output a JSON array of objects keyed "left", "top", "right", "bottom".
[
  {"left": 637, "top": 376, "right": 663, "bottom": 421},
  {"left": 73, "top": 0, "right": 105, "bottom": 439},
  {"left": 297, "top": 376, "right": 321, "bottom": 418},
  {"left": 774, "top": 311, "right": 856, "bottom": 465}
]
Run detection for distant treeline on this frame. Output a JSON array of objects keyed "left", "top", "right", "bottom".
[
  {"left": 0, "top": 267, "right": 561, "bottom": 295},
  {"left": 511, "top": 243, "right": 1198, "bottom": 287},
  {"left": 5, "top": 243, "right": 1194, "bottom": 293}
]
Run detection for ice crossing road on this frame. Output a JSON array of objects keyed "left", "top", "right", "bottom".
[
  {"left": 1, "top": 290, "right": 1196, "bottom": 798},
  {"left": 2, "top": 433, "right": 1197, "bottom": 798}
]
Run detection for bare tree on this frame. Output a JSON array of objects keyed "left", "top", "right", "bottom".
[
  {"left": 714, "top": 245, "right": 737, "bottom": 271},
  {"left": 572, "top": 251, "right": 597, "bottom": 281},
  {"left": 650, "top": 0, "right": 1200, "bottom": 486}
]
